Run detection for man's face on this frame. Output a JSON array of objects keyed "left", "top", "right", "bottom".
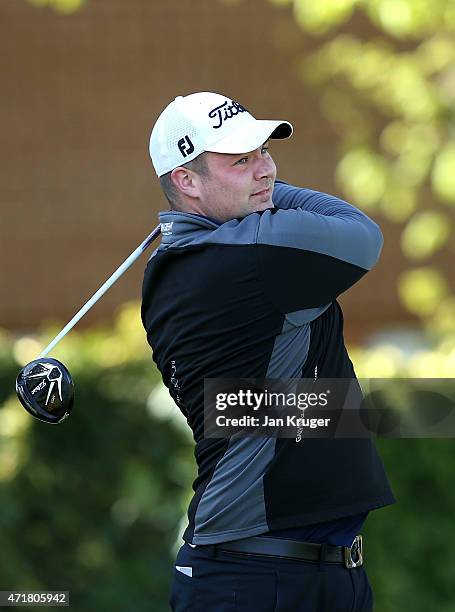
[{"left": 196, "top": 142, "right": 277, "bottom": 223}]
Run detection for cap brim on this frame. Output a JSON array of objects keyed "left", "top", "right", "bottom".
[{"left": 204, "top": 119, "right": 293, "bottom": 155}]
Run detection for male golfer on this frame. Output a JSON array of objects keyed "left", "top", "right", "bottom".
[{"left": 142, "top": 92, "right": 395, "bottom": 611}]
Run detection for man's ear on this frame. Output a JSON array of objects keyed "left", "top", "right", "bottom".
[{"left": 170, "top": 167, "right": 202, "bottom": 199}]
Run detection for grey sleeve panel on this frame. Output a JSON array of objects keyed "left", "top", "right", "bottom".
[
  {"left": 157, "top": 187, "right": 383, "bottom": 271},
  {"left": 266, "top": 320, "right": 312, "bottom": 378},
  {"left": 256, "top": 206, "right": 383, "bottom": 271},
  {"left": 285, "top": 304, "right": 332, "bottom": 327},
  {"left": 271, "top": 181, "right": 383, "bottom": 270},
  {"left": 193, "top": 316, "right": 313, "bottom": 544},
  {"left": 157, "top": 210, "right": 261, "bottom": 250},
  {"left": 273, "top": 180, "right": 374, "bottom": 216},
  {"left": 273, "top": 180, "right": 322, "bottom": 210},
  {"left": 193, "top": 436, "right": 276, "bottom": 544}
]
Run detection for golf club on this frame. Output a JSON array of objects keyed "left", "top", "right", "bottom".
[{"left": 15, "top": 224, "right": 161, "bottom": 424}]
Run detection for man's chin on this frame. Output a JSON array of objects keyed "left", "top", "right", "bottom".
[
  {"left": 232, "top": 200, "right": 273, "bottom": 220},
  {"left": 251, "top": 201, "right": 274, "bottom": 213}
]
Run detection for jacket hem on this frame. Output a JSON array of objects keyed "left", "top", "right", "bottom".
[{"left": 185, "top": 493, "right": 396, "bottom": 546}]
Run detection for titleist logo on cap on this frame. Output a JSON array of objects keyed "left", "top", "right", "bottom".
[
  {"left": 208, "top": 100, "right": 247, "bottom": 129},
  {"left": 149, "top": 91, "right": 292, "bottom": 176}
]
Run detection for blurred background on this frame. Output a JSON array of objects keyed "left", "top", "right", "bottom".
[{"left": 1, "top": 0, "right": 454, "bottom": 609}]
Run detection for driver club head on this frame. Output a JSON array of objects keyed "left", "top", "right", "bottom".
[{"left": 15, "top": 358, "right": 74, "bottom": 424}]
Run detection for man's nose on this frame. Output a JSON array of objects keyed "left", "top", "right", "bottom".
[{"left": 254, "top": 154, "right": 275, "bottom": 180}]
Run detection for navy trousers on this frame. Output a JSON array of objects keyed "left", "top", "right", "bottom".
[{"left": 170, "top": 542, "right": 373, "bottom": 611}]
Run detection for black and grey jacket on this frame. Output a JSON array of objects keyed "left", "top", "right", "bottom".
[{"left": 141, "top": 180, "right": 395, "bottom": 545}]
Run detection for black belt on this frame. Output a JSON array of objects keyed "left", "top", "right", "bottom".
[{"left": 217, "top": 534, "right": 363, "bottom": 569}]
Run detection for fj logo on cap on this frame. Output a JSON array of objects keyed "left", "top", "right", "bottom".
[
  {"left": 178, "top": 135, "right": 195, "bottom": 158},
  {"left": 208, "top": 100, "right": 247, "bottom": 129}
]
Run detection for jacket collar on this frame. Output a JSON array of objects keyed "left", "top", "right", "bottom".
[{"left": 158, "top": 210, "right": 220, "bottom": 246}]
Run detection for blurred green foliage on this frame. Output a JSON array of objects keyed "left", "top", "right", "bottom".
[
  {"left": 11, "top": 1, "right": 455, "bottom": 609},
  {"left": 0, "top": 305, "right": 195, "bottom": 612},
  {"left": 364, "top": 438, "right": 455, "bottom": 612},
  {"left": 264, "top": 6, "right": 455, "bottom": 605},
  {"left": 270, "top": 0, "right": 455, "bottom": 357},
  {"left": 1, "top": 304, "right": 455, "bottom": 611},
  {"left": 25, "top": 0, "right": 85, "bottom": 15}
]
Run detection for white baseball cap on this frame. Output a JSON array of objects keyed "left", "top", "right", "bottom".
[{"left": 149, "top": 91, "right": 293, "bottom": 177}]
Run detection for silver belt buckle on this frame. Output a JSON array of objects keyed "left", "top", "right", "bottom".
[{"left": 344, "top": 534, "right": 363, "bottom": 568}]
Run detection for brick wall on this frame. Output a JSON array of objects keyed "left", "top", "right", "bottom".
[{"left": 1, "top": 0, "right": 420, "bottom": 341}]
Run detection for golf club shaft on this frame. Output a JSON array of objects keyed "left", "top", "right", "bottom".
[{"left": 38, "top": 225, "right": 161, "bottom": 358}]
